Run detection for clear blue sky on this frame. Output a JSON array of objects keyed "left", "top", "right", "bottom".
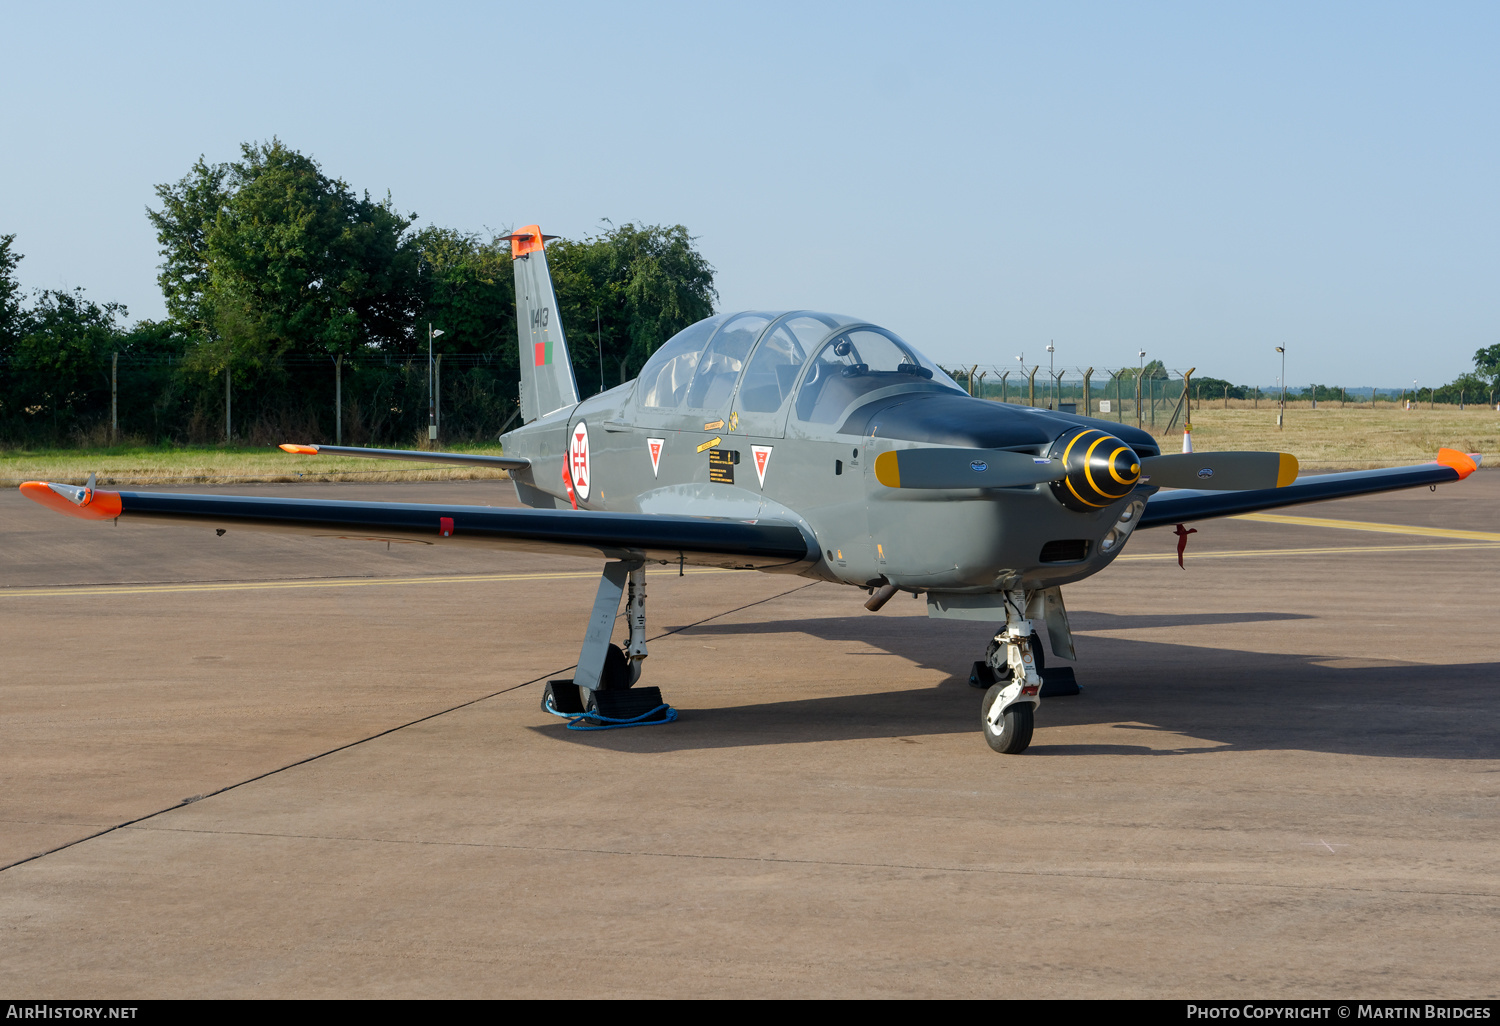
[{"left": 3, "top": 1, "right": 1496, "bottom": 387}]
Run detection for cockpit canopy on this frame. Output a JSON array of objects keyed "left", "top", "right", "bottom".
[{"left": 636, "top": 310, "right": 964, "bottom": 421}]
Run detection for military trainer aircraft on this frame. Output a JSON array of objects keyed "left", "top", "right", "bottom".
[{"left": 21, "top": 226, "right": 1482, "bottom": 753}]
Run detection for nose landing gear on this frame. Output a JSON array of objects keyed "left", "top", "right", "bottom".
[{"left": 974, "top": 590, "right": 1045, "bottom": 753}]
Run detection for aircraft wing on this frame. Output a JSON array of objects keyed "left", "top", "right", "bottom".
[
  {"left": 18, "top": 483, "right": 816, "bottom": 571},
  {"left": 1137, "top": 451, "right": 1481, "bottom": 529}
]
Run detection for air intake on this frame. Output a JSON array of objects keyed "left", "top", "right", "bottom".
[{"left": 1039, "top": 539, "right": 1090, "bottom": 563}]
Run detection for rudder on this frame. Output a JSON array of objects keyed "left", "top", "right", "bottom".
[{"left": 510, "top": 225, "right": 580, "bottom": 424}]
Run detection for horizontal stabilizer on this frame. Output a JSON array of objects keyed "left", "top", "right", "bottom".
[
  {"left": 1140, "top": 451, "right": 1298, "bottom": 491},
  {"left": 279, "top": 443, "right": 529, "bottom": 471},
  {"left": 874, "top": 448, "right": 1066, "bottom": 489}
]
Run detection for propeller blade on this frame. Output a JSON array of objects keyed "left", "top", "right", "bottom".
[
  {"left": 1140, "top": 451, "right": 1299, "bottom": 490},
  {"left": 874, "top": 448, "right": 1066, "bottom": 489}
]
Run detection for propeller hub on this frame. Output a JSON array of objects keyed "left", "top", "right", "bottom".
[{"left": 1048, "top": 428, "right": 1141, "bottom": 511}]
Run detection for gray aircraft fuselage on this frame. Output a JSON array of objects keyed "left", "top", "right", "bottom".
[{"left": 501, "top": 314, "right": 1161, "bottom": 597}]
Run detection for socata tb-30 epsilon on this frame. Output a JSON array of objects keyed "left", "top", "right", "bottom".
[{"left": 22, "top": 226, "right": 1481, "bottom": 753}]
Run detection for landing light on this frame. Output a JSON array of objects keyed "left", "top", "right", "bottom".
[{"left": 1100, "top": 499, "right": 1147, "bottom": 554}]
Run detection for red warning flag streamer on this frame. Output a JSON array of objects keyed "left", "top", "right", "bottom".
[
  {"left": 1174, "top": 523, "right": 1197, "bottom": 569},
  {"left": 561, "top": 463, "right": 578, "bottom": 510}
]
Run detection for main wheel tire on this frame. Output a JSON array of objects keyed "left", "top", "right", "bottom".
[
  {"left": 981, "top": 684, "right": 1035, "bottom": 754},
  {"left": 574, "top": 645, "right": 635, "bottom": 714}
]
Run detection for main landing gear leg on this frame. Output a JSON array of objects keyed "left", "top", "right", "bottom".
[
  {"left": 542, "top": 560, "right": 672, "bottom": 725},
  {"left": 979, "top": 589, "right": 1042, "bottom": 754},
  {"left": 624, "top": 564, "right": 648, "bottom": 685}
]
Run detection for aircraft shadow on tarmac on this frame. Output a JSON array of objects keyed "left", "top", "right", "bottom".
[{"left": 532, "top": 612, "right": 1500, "bottom": 761}]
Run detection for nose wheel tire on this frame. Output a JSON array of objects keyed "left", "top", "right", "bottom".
[{"left": 981, "top": 684, "right": 1034, "bottom": 754}]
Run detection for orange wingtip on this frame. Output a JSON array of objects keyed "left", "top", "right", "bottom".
[
  {"left": 19, "top": 481, "right": 123, "bottom": 520},
  {"left": 1435, "top": 448, "right": 1480, "bottom": 479},
  {"left": 279, "top": 443, "right": 319, "bottom": 455}
]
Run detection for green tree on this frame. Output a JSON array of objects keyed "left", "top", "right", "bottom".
[
  {"left": 413, "top": 228, "right": 516, "bottom": 356},
  {"left": 2, "top": 287, "right": 127, "bottom": 439},
  {"left": 146, "top": 158, "right": 231, "bottom": 336},
  {"left": 1192, "top": 376, "right": 1248, "bottom": 401},
  {"left": 148, "top": 140, "right": 422, "bottom": 366},
  {"left": 1431, "top": 372, "right": 1492, "bottom": 405},
  {"left": 1473, "top": 343, "right": 1500, "bottom": 385},
  {"left": 204, "top": 140, "right": 420, "bottom": 361},
  {"left": 0, "top": 234, "right": 23, "bottom": 347},
  {"left": 549, "top": 222, "right": 717, "bottom": 391}
]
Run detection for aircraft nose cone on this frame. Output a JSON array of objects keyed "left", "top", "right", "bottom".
[{"left": 1048, "top": 428, "right": 1141, "bottom": 511}]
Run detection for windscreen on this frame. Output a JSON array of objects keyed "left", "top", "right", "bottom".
[{"left": 795, "top": 328, "right": 953, "bottom": 423}]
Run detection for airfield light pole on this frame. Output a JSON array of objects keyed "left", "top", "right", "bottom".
[
  {"left": 428, "top": 324, "right": 444, "bottom": 446},
  {"left": 1136, "top": 350, "right": 1146, "bottom": 430},
  {"left": 1276, "top": 346, "right": 1286, "bottom": 430}
]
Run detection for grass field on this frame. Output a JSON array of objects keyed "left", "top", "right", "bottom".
[
  {"left": 0, "top": 444, "right": 514, "bottom": 486},
  {"left": 2, "top": 403, "right": 1495, "bottom": 485},
  {"left": 1136, "top": 401, "right": 1498, "bottom": 470}
]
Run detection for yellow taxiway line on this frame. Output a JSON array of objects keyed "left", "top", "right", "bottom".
[
  {"left": 1117, "top": 541, "right": 1500, "bottom": 563},
  {"left": 1231, "top": 512, "right": 1500, "bottom": 542},
  {"left": 2, "top": 541, "right": 1497, "bottom": 599},
  {"left": 0, "top": 567, "right": 743, "bottom": 600}
]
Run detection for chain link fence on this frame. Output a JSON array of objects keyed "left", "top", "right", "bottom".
[
  {"left": 944, "top": 366, "right": 1500, "bottom": 425},
  {"left": 4, "top": 351, "right": 1497, "bottom": 449},
  {"left": 0, "top": 352, "right": 520, "bottom": 448}
]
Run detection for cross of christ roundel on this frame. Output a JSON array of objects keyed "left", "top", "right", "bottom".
[{"left": 569, "top": 421, "right": 591, "bottom": 500}]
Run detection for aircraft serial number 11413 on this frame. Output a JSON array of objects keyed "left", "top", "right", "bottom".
[{"left": 22, "top": 227, "right": 1481, "bottom": 753}]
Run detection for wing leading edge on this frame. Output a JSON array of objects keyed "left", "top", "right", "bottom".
[
  {"left": 18, "top": 484, "right": 815, "bottom": 571},
  {"left": 1138, "top": 450, "right": 1481, "bottom": 529}
]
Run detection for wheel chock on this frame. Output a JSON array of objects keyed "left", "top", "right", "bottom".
[
  {"left": 592, "top": 686, "right": 671, "bottom": 723},
  {"left": 542, "top": 680, "right": 586, "bottom": 715},
  {"left": 1039, "top": 667, "right": 1080, "bottom": 697}
]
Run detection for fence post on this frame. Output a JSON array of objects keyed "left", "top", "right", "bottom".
[
  {"left": 436, "top": 353, "right": 443, "bottom": 439},
  {"left": 1082, "top": 367, "right": 1093, "bottom": 415},
  {"left": 1027, "top": 366, "right": 1038, "bottom": 407},
  {"left": 999, "top": 370, "right": 1009, "bottom": 404},
  {"left": 111, "top": 351, "right": 118, "bottom": 443},
  {"left": 225, "top": 365, "right": 231, "bottom": 442}
]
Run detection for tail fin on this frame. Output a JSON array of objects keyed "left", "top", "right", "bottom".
[{"left": 510, "top": 225, "right": 580, "bottom": 424}]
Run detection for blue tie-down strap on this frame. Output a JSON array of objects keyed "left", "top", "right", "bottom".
[{"left": 542, "top": 682, "right": 678, "bottom": 731}]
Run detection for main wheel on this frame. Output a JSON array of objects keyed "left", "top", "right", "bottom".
[
  {"left": 599, "top": 644, "right": 632, "bottom": 689},
  {"left": 981, "top": 684, "right": 1034, "bottom": 754},
  {"left": 578, "top": 645, "right": 633, "bottom": 714}
]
